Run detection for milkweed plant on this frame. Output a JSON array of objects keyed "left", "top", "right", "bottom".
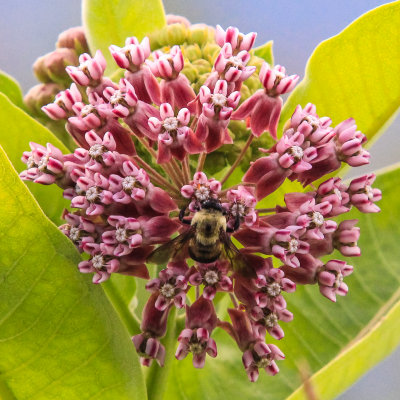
[{"left": 1, "top": 1, "right": 400, "bottom": 399}]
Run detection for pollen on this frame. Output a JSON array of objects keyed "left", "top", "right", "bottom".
[
  {"left": 92, "top": 254, "right": 105, "bottom": 269},
  {"left": 288, "top": 145, "right": 304, "bottom": 161},
  {"left": 89, "top": 143, "right": 106, "bottom": 159},
  {"left": 264, "top": 312, "right": 278, "bottom": 328},
  {"left": 163, "top": 117, "right": 179, "bottom": 131},
  {"left": 86, "top": 186, "right": 100, "bottom": 202},
  {"left": 211, "top": 93, "right": 227, "bottom": 107},
  {"left": 122, "top": 176, "right": 136, "bottom": 191},
  {"left": 288, "top": 238, "right": 299, "bottom": 253},
  {"left": 69, "top": 227, "right": 81, "bottom": 242},
  {"left": 110, "top": 90, "right": 125, "bottom": 105},
  {"left": 195, "top": 186, "right": 210, "bottom": 202},
  {"left": 204, "top": 270, "right": 219, "bottom": 285},
  {"left": 115, "top": 227, "right": 128, "bottom": 243},
  {"left": 311, "top": 211, "right": 324, "bottom": 227},
  {"left": 160, "top": 283, "right": 175, "bottom": 298},
  {"left": 266, "top": 282, "right": 281, "bottom": 297},
  {"left": 365, "top": 185, "right": 374, "bottom": 200},
  {"left": 256, "top": 356, "right": 272, "bottom": 369},
  {"left": 37, "top": 155, "right": 50, "bottom": 172}
]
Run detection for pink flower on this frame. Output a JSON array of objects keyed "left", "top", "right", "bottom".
[
  {"left": 232, "top": 63, "right": 298, "bottom": 138},
  {"left": 333, "top": 220, "right": 361, "bottom": 257},
  {"left": 78, "top": 243, "right": 120, "bottom": 284},
  {"left": 103, "top": 78, "right": 159, "bottom": 138},
  {"left": 189, "top": 260, "right": 233, "bottom": 300},
  {"left": 66, "top": 50, "right": 107, "bottom": 87},
  {"left": 133, "top": 293, "right": 170, "bottom": 366},
  {"left": 148, "top": 103, "right": 203, "bottom": 163},
  {"left": 215, "top": 25, "right": 257, "bottom": 53},
  {"left": 271, "top": 227, "right": 310, "bottom": 268},
  {"left": 146, "top": 261, "right": 189, "bottom": 310},
  {"left": 195, "top": 80, "right": 240, "bottom": 152},
  {"left": 224, "top": 185, "right": 257, "bottom": 227},
  {"left": 290, "top": 103, "right": 335, "bottom": 145},
  {"left": 42, "top": 83, "right": 82, "bottom": 120},
  {"left": 334, "top": 118, "right": 370, "bottom": 167},
  {"left": 225, "top": 309, "right": 284, "bottom": 382},
  {"left": 20, "top": 142, "right": 65, "bottom": 185},
  {"left": 206, "top": 43, "right": 255, "bottom": 92},
  {"left": 175, "top": 297, "right": 218, "bottom": 368},
  {"left": 60, "top": 211, "right": 97, "bottom": 250},
  {"left": 109, "top": 36, "right": 150, "bottom": 72},
  {"left": 181, "top": 171, "right": 221, "bottom": 212},
  {"left": 147, "top": 46, "right": 195, "bottom": 110},
  {"left": 317, "top": 260, "right": 353, "bottom": 302},
  {"left": 295, "top": 199, "right": 337, "bottom": 240},
  {"left": 348, "top": 173, "right": 382, "bottom": 213}
]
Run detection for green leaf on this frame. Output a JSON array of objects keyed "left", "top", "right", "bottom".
[
  {"left": 0, "top": 93, "right": 70, "bottom": 225},
  {"left": 279, "top": 0, "right": 400, "bottom": 144},
  {"left": 252, "top": 40, "right": 274, "bottom": 65},
  {"left": 0, "top": 146, "right": 147, "bottom": 400},
  {"left": 82, "top": 0, "right": 166, "bottom": 75},
  {"left": 0, "top": 70, "right": 25, "bottom": 109},
  {"left": 160, "top": 162, "right": 400, "bottom": 400}
]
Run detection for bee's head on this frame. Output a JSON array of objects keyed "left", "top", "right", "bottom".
[{"left": 201, "top": 198, "right": 224, "bottom": 213}]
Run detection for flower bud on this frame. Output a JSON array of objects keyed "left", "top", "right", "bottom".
[
  {"left": 56, "top": 26, "right": 90, "bottom": 54},
  {"left": 34, "top": 48, "right": 79, "bottom": 85},
  {"left": 188, "top": 24, "right": 215, "bottom": 46},
  {"left": 166, "top": 23, "right": 189, "bottom": 45},
  {"left": 24, "top": 83, "right": 63, "bottom": 116}
]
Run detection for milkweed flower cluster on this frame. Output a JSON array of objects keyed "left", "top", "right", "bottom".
[{"left": 20, "top": 19, "right": 381, "bottom": 382}]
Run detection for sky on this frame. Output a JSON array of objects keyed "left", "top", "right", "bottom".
[{"left": 0, "top": 1, "right": 399, "bottom": 398}]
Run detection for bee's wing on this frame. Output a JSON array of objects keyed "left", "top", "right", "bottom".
[
  {"left": 219, "top": 230, "right": 249, "bottom": 273},
  {"left": 147, "top": 227, "right": 195, "bottom": 265}
]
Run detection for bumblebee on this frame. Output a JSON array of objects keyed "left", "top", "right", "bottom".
[{"left": 148, "top": 198, "right": 246, "bottom": 269}]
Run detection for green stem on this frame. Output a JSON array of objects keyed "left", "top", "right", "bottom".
[
  {"left": 146, "top": 307, "right": 180, "bottom": 400},
  {"left": 220, "top": 134, "right": 254, "bottom": 186},
  {"left": 103, "top": 280, "right": 141, "bottom": 335}
]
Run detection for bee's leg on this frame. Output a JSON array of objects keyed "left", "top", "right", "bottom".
[
  {"left": 226, "top": 214, "right": 241, "bottom": 233},
  {"left": 179, "top": 206, "right": 191, "bottom": 225}
]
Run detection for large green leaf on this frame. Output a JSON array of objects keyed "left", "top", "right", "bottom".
[
  {"left": 0, "top": 70, "right": 25, "bottom": 109},
  {"left": 82, "top": 0, "right": 166, "bottom": 75},
  {"left": 0, "top": 93, "right": 70, "bottom": 225},
  {"left": 279, "top": 0, "right": 400, "bottom": 145},
  {"left": 157, "top": 163, "right": 400, "bottom": 400},
  {"left": 0, "top": 147, "right": 146, "bottom": 400}
]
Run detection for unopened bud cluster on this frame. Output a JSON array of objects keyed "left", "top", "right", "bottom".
[{"left": 20, "top": 19, "right": 381, "bottom": 382}]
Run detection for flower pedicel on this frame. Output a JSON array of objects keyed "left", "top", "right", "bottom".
[{"left": 21, "top": 21, "right": 381, "bottom": 382}]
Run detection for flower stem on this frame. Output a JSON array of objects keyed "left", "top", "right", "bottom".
[
  {"left": 183, "top": 155, "right": 191, "bottom": 183},
  {"left": 220, "top": 134, "right": 254, "bottom": 186},
  {"left": 146, "top": 307, "right": 181, "bottom": 400},
  {"left": 102, "top": 280, "right": 141, "bottom": 335},
  {"left": 134, "top": 156, "right": 180, "bottom": 196},
  {"left": 256, "top": 207, "right": 277, "bottom": 213},
  {"left": 196, "top": 152, "right": 207, "bottom": 172},
  {"left": 136, "top": 136, "right": 183, "bottom": 190},
  {"left": 229, "top": 293, "right": 239, "bottom": 308},
  {"left": 195, "top": 286, "right": 200, "bottom": 300},
  {"left": 170, "top": 158, "right": 186, "bottom": 185}
]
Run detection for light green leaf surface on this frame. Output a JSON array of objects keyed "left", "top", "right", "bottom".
[
  {"left": 279, "top": 0, "right": 400, "bottom": 145},
  {"left": 159, "top": 164, "right": 400, "bottom": 400},
  {"left": 0, "top": 147, "right": 146, "bottom": 400},
  {"left": 252, "top": 40, "right": 274, "bottom": 65},
  {"left": 0, "top": 70, "right": 25, "bottom": 109},
  {"left": 0, "top": 93, "right": 70, "bottom": 225},
  {"left": 82, "top": 0, "right": 166, "bottom": 75}
]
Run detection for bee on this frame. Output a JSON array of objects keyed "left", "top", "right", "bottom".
[{"left": 148, "top": 198, "right": 247, "bottom": 270}]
